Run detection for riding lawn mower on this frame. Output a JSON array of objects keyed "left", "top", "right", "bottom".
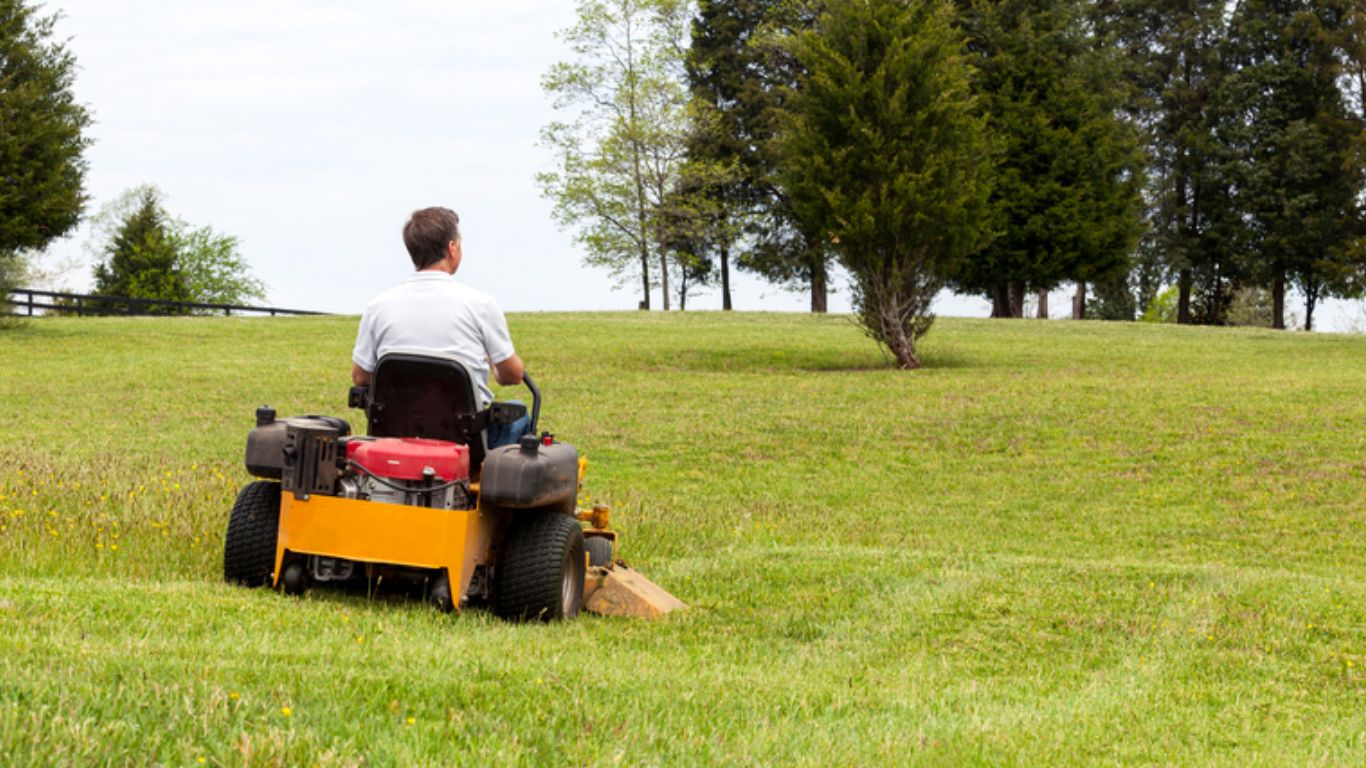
[{"left": 222, "top": 353, "right": 682, "bottom": 620}]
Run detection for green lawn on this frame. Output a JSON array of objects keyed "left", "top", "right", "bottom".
[{"left": 0, "top": 313, "right": 1363, "bottom": 766}]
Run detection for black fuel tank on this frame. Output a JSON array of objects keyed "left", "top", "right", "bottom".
[
  {"left": 244, "top": 415, "right": 350, "bottom": 479},
  {"left": 479, "top": 438, "right": 578, "bottom": 511}
]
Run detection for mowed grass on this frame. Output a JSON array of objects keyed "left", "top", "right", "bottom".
[{"left": 0, "top": 312, "right": 1364, "bottom": 766}]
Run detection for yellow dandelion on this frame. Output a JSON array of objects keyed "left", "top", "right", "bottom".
[
  {"left": 110, "top": 544, "right": 118, "bottom": 551},
  {"left": 280, "top": 706, "right": 292, "bottom": 717},
  {"left": 406, "top": 716, "right": 415, "bottom": 726},
  {"left": 229, "top": 691, "right": 240, "bottom": 700}
]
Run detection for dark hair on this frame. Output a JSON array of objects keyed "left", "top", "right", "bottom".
[{"left": 403, "top": 207, "right": 461, "bottom": 269}]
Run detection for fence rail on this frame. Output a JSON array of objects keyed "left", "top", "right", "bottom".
[{"left": 3, "top": 288, "right": 327, "bottom": 318}]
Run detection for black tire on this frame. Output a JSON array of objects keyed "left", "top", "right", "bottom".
[
  {"left": 223, "top": 481, "right": 282, "bottom": 587},
  {"left": 586, "top": 536, "right": 613, "bottom": 567},
  {"left": 493, "top": 512, "right": 585, "bottom": 622}
]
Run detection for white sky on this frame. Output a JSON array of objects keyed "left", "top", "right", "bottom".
[{"left": 37, "top": 1, "right": 1364, "bottom": 330}]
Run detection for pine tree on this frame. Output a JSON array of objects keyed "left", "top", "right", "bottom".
[
  {"left": 1223, "top": 0, "right": 1364, "bottom": 330},
  {"left": 91, "top": 189, "right": 191, "bottom": 313},
  {"left": 952, "top": 0, "right": 1144, "bottom": 319},
  {"left": 778, "top": 0, "right": 993, "bottom": 368},
  {"left": 1092, "top": 0, "right": 1238, "bottom": 324},
  {"left": 0, "top": 0, "right": 92, "bottom": 296},
  {"left": 687, "top": 0, "right": 835, "bottom": 312}
]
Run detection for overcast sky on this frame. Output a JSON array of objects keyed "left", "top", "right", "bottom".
[{"left": 38, "top": 1, "right": 1364, "bottom": 331}]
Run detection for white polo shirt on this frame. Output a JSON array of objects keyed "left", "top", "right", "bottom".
[{"left": 352, "top": 272, "right": 515, "bottom": 407}]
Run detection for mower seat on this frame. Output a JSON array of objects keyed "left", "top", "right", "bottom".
[{"left": 351, "top": 353, "right": 509, "bottom": 473}]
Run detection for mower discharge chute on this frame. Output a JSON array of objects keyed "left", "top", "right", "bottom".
[{"left": 222, "top": 353, "right": 683, "bottom": 621}]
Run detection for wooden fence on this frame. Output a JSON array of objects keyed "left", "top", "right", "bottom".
[{"left": 3, "top": 288, "right": 327, "bottom": 318}]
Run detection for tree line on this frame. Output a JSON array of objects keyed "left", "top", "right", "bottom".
[
  {"left": 1, "top": 1, "right": 265, "bottom": 317},
  {"left": 540, "top": 0, "right": 1366, "bottom": 365}
]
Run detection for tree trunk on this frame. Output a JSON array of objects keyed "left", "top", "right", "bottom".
[
  {"left": 1036, "top": 289, "right": 1049, "bottom": 319},
  {"left": 1305, "top": 291, "right": 1317, "bottom": 332},
  {"left": 884, "top": 315, "right": 921, "bottom": 369},
  {"left": 1272, "top": 271, "right": 1285, "bottom": 330},
  {"left": 1072, "top": 281, "right": 1087, "bottom": 320},
  {"left": 991, "top": 284, "right": 1011, "bottom": 318},
  {"left": 659, "top": 251, "right": 670, "bottom": 311},
  {"left": 1008, "top": 282, "right": 1026, "bottom": 318},
  {"left": 720, "top": 243, "right": 732, "bottom": 311},
  {"left": 810, "top": 269, "right": 827, "bottom": 313},
  {"left": 639, "top": 247, "right": 650, "bottom": 310},
  {"left": 1177, "top": 269, "right": 1193, "bottom": 324}
]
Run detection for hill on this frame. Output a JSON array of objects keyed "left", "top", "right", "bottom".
[{"left": 0, "top": 313, "right": 1363, "bottom": 765}]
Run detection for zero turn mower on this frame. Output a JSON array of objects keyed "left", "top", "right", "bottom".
[{"left": 222, "top": 353, "right": 682, "bottom": 620}]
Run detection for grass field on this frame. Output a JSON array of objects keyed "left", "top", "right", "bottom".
[{"left": 1, "top": 312, "right": 1364, "bottom": 766}]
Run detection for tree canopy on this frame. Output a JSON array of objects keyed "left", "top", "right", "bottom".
[
  {"left": 90, "top": 186, "right": 266, "bottom": 312},
  {"left": 777, "top": 0, "right": 994, "bottom": 368},
  {"left": 538, "top": 0, "right": 692, "bottom": 311},
  {"left": 0, "top": 0, "right": 92, "bottom": 297}
]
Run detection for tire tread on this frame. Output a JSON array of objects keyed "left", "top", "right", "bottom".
[{"left": 223, "top": 481, "right": 281, "bottom": 587}]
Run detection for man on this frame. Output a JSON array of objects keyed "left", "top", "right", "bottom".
[{"left": 351, "top": 207, "right": 530, "bottom": 447}]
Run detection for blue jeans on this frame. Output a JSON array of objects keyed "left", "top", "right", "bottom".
[{"left": 487, "top": 399, "right": 532, "bottom": 448}]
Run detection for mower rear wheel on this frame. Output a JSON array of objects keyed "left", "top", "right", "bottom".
[
  {"left": 223, "top": 481, "right": 282, "bottom": 587},
  {"left": 493, "top": 512, "right": 585, "bottom": 622},
  {"left": 586, "top": 536, "right": 613, "bottom": 567}
]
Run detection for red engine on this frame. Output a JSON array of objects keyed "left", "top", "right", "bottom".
[{"left": 346, "top": 437, "right": 470, "bottom": 482}]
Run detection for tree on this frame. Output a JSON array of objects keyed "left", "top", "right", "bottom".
[
  {"left": 951, "top": 0, "right": 1143, "bottom": 320},
  {"left": 1223, "top": 0, "right": 1365, "bottom": 331},
  {"left": 0, "top": 0, "right": 92, "bottom": 300},
  {"left": 777, "top": 0, "right": 994, "bottom": 368},
  {"left": 1091, "top": 0, "right": 1238, "bottom": 325},
  {"left": 90, "top": 186, "right": 266, "bottom": 312},
  {"left": 176, "top": 225, "right": 266, "bottom": 307},
  {"left": 687, "top": 0, "right": 837, "bottom": 312},
  {"left": 539, "top": 0, "right": 692, "bottom": 310},
  {"left": 92, "top": 189, "right": 189, "bottom": 313}
]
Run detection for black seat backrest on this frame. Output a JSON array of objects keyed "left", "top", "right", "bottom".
[{"left": 366, "top": 353, "right": 487, "bottom": 470}]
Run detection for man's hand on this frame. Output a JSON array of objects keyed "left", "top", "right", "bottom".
[
  {"left": 493, "top": 354, "right": 524, "bottom": 386},
  {"left": 352, "top": 363, "right": 372, "bottom": 387}
]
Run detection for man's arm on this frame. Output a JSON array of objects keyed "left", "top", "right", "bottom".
[
  {"left": 493, "top": 354, "right": 524, "bottom": 386},
  {"left": 352, "top": 363, "right": 372, "bottom": 387}
]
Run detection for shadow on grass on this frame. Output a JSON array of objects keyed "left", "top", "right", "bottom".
[{"left": 624, "top": 344, "right": 995, "bottom": 374}]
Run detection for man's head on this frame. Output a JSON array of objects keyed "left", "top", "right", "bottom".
[{"left": 403, "top": 207, "right": 461, "bottom": 271}]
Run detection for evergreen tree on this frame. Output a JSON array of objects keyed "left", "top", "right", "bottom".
[
  {"left": 0, "top": 0, "right": 92, "bottom": 297},
  {"left": 92, "top": 189, "right": 190, "bottom": 313},
  {"left": 687, "top": 0, "right": 836, "bottom": 312},
  {"left": 952, "top": 0, "right": 1144, "bottom": 319},
  {"left": 1092, "top": 0, "right": 1237, "bottom": 324},
  {"left": 88, "top": 185, "right": 265, "bottom": 312},
  {"left": 1223, "top": 0, "right": 1365, "bottom": 330},
  {"left": 778, "top": 0, "right": 993, "bottom": 368}
]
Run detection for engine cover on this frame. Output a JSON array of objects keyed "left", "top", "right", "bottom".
[{"left": 346, "top": 437, "right": 470, "bottom": 482}]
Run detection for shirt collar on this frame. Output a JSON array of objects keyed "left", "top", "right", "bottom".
[{"left": 405, "top": 271, "right": 453, "bottom": 282}]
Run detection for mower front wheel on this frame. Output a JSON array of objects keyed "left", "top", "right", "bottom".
[
  {"left": 223, "top": 481, "right": 282, "bottom": 587},
  {"left": 493, "top": 512, "right": 585, "bottom": 622},
  {"left": 586, "top": 536, "right": 613, "bottom": 567}
]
